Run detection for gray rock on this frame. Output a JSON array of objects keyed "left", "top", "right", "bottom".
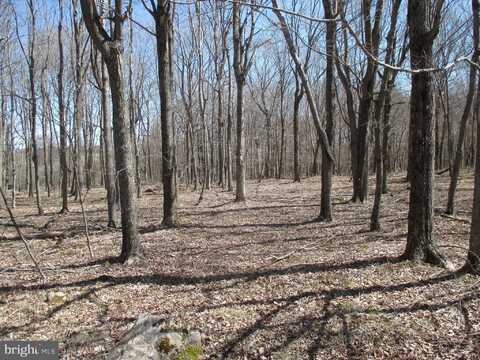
[{"left": 107, "top": 314, "right": 202, "bottom": 360}]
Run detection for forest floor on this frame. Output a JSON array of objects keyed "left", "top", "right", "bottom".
[{"left": 0, "top": 173, "right": 479, "bottom": 359}]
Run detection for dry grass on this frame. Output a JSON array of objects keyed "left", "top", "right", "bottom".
[{"left": 0, "top": 173, "right": 479, "bottom": 359}]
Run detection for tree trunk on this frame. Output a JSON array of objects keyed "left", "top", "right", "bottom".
[
  {"left": 107, "top": 54, "right": 141, "bottom": 261},
  {"left": 271, "top": 0, "right": 335, "bottom": 166},
  {"left": 80, "top": 0, "right": 141, "bottom": 262},
  {"left": 352, "top": 0, "right": 385, "bottom": 203},
  {"left": 371, "top": 0, "right": 402, "bottom": 228},
  {"left": 40, "top": 75, "right": 50, "bottom": 198},
  {"left": 72, "top": 0, "right": 85, "bottom": 201},
  {"left": 382, "top": 81, "right": 393, "bottom": 193},
  {"left": 293, "top": 77, "right": 303, "bottom": 183},
  {"left": 403, "top": 0, "right": 447, "bottom": 266},
  {"left": 58, "top": 0, "right": 68, "bottom": 213},
  {"left": 217, "top": 88, "right": 224, "bottom": 187},
  {"left": 319, "top": 0, "right": 336, "bottom": 222},
  {"left": 101, "top": 59, "right": 117, "bottom": 227},
  {"left": 464, "top": 0, "right": 480, "bottom": 272},
  {"left": 464, "top": 102, "right": 480, "bottom": 273},
  {"left": 278, "top": 104, "right": 286, "bottom": 179},
  {"left": 9, "top": 73, "right": 16, "bottom": 208},
  {"left": 226, "top": 57, "right": 233, "bottom": 192},
  {"left": 234, "top": 82, "right": 246, "bottom": 202},
  {"left": 446, "top": 0, "right": 479, "bottom": 215},
  {"left": 232, "top": 1, "right": 249, "bottom": 202},
  {"left": 26, "top": 0, "right": 43, "bottom": 215},
  {"left": 154, "top": 3, "right": 177, "bottom": 227},
  {"left": 128, "top": 18, "right": 141, "bottom": 199}
]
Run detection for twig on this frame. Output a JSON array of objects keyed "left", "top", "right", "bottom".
[
  {"left": 264, "top": 243, "right": 321, "bottom": 266},
  {"left": 440, "top": 213, "right": 471, "bottom": 224},
  {"left": 0, "top": 184, "right": 46, "bottom": 282}
]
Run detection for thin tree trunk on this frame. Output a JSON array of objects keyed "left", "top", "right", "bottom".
[
  {"left": 226, "top": 55, "right": 233, "bottom": 191},
  {"left": 58, "top": 0, "right": 68, "bottom": 213},
  {"left": 9, "top": 73, "right": 16, "bottom": 208},
  {"left": 463, "top": 0, "right": 480, "bottom": 272},
  {"left": 72, "top": 0, "right": 85, "bottom": 201},
  {"left": 153, "top": 3, "right": 177, "bottom": 227},
  {"left": 25, "top": 0, "right": 43, "bottom": 215},
  {"left": 101, "top": 59, "right": 117, "bottom": 227},
  {"left": 319, "top": 0, "right": 336, "bottom": 222},
  {"left": 234, "top": 83, "right": 246, "bottom": 201},
  {"left": 382, "top": 82, "right": 393, "bottom": 193},
  {"left": 232, "top": 1, "right": 250, "bottom": 202},
  {"left": 80, "top": 0, "right": 141, "bottom": 262},
  {"left": 40, "top": 75, "right": 50, "bottom": 198},
  {"left": 293, "top": 77, "right": 303, "bottom": 183},
  {"left": 128, "top": 18, "right": 141, "bottom": 199},
  {"left": 446, "top": 0, "right": 479, "bottom": 214}
]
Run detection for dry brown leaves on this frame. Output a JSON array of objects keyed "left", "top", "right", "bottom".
[{"left": 0, "top": 173, "right": 479, "bottom": 359}]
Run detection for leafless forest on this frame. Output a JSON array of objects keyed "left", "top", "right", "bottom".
[{"left": 0, "top": 0, "right": 480, "bottom": 359}]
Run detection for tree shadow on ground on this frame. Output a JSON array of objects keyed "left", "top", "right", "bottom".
[
  {"left": 1, "top": 253, "right": 470, "bottom": 358},
  {"left": 214, "top": 271, "right": 465, "bottom": 358},
  {"left": 0, "top": 256, "right": 442, "bottom": 295}
]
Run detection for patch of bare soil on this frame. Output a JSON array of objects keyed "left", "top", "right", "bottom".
[{"left": 0, "top": 173, "right": 479, "bottom": 359}]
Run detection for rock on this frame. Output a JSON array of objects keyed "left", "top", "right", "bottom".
[
  {"left": 47, "top": 291, "right": 67, "bottom": 305},
  {"left": 107, "top": 314, "right": 202, "bottom": 360},
  {"left": 67, "top": 329, "right": 111, "bottom": 346}
]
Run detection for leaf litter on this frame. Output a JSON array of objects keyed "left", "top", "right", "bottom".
[{"left": 0, "top": 174, "right": 479, "bottom": 359}]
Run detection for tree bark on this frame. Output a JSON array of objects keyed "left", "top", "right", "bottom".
[
  {"left": 271, "top": 0, "right": 335, "bottom": 163},
  {"left": 153, "top": 2, "right": 177, "bottom": 227},
  {"left": 293, "top": 76, "right": 303, "bottom": 183},
  {"left": 26, "top": 0, "right": 43, "bottom": 215},
  {"left": 403, "top": 0, "right": 447, "bottom": 266},
  {"left": 318, "top": 0, "right": 336, "bottom": 222},
  {"left": 232, "top": 0, "right": 253, "bottom": 202},
  {"left": 352, "top": 0, "right": 384, "bottom": 203},
  {"left": 101, "top": 58, "right": 117, "bottom": 227},
  {"left": 371, "top": 0, "right": 402, "bottom": 229},
  {"left": 226, "top": 53, "right": 234, "bottom": 192},
  {"left": 72, "top": 0, "right": 86, "bottom": 201},
  {"left": 445, "top": 0, "right": 479, "bottom": 215},
  {"left": 58, "top": 0, "right": 68, "bottom": 213},
  {"left": 80, "top": 0, "right": 141, "bottom": 262},
  {"left": 464, "top": 10, "right": 480, "bottom": 273}
]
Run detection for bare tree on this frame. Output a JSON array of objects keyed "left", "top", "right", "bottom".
[
  {"left": 58, "top": 0, "right": 69, "bottom": 213},
  {"left": 271, "top": 0, "right": 335, "bottom": 221},
  {"left": 371, "top": 0, "right": 402, "bottom": 231},
  {"left": 445, "top": 0, "right": 479, "bottom": 215},
  {"left": 71, "top": 0, "right": 88, "bottom": 200},
  {"left": 462, "top": 0, "right": 480, "bottom": 274},
  {"left": 142, "top": 0, "right": 177, "bottom": 227},
  {"left": 16, "top": 0, "right": 43, "bottom": 214},
  {"left": 402, "top": 0, "right": 447, "bottom": 266},
  {"left": 80, "top": 0, "right": 142, "bottom": 262},
  {"left": 92, "top": 46, "right": 117, "bottom": 228},
  {"left": 211, "top": 1, "right": 229, "bottom": 188},
  {"left": 318, "top": 0, "right": 336, "bottom": 222},
  {"left": 233, "top": 0, "right": 257, "bottom": 202},
  {"left": 292, "top": 72, "right": 304, "bottom": 183}
]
